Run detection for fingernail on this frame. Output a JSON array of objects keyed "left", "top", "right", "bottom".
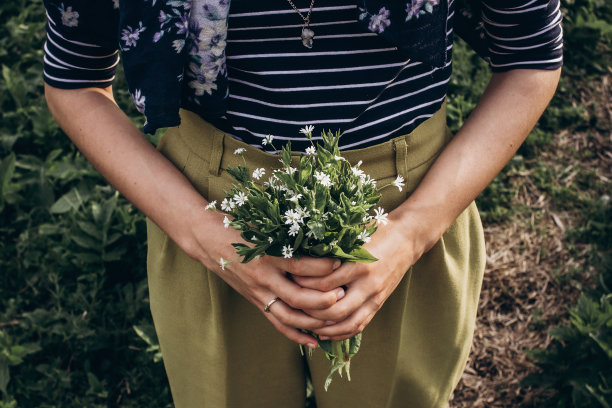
[
  {"left": 319, "top": 336, "right": 329, "bottom": 341},
  {"left": 335, "top": 287, "right": 345, "bottom": 300},
  {"left": 325, "top": 321, "right": 336, "bottom": 326},
  {"left": 333, "top": 259, "right": 341, "bottom": 270},
  {"left": 307, "top": 342, "right": 317, "bottom": 349}
]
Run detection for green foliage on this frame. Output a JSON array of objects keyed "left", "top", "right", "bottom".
[
  {"left": 523, "top": 198, "right": 612, "bottom": 406},
  {"left": 0, "top": 0, "right": 171, "bottom": 406},
  {"left": 560, "top": 0, "right": 612, "bottom": 78},
  {"left": 523, "top": 294, "right": 612, "bottom": 407}
]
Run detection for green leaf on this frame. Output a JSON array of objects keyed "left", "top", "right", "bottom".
[
  {"left": 226, "top": 165, "right": 250, "bottom": 184},
  {"left": 50, "top": 187, "right": 84, "bottom": 214},
  {"left": 307, "top": 243, "right": 330, "bottom": 257},
  {"left": 71, "top": 231, "right": 100, "bottom": 250},
  {"left": 0, "top": 153, "right": 16, "bottom": 209},
  {"left": 294, "top": 227, "right": 304, "bottom": 249},
  {"left": 330, "top": 245, "right": 377, "bottom": 263},
  {"left": 103, "top": 247, "right": 127, "bottom": 262},
  {"left": 349, "top": 333, "right": 362, "bottom": 357},
  {"left": 77, "top": 221, "right": 103, "bottom": 240},
  {"left": 314, "top": 183, "right": 329, "bottom": 212},
  {"left": 307, "top": 220, "right": 326, "bottom": 240},
  {"left": 98, "top": 193, "right": 118, "bottom": 228},
  {"left": 348, "top": 246, "right": 378, "bottom": 263},
  {"left": 281, "top": 142, "right": 292, "bottom": 168},
  {"left": 0, "top": 360, "right": 9, "bottom": 397},
  {"left": 298, "top": 160, "right": 312, "bottom": 184}
]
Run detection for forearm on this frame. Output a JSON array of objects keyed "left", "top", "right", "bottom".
[
  {"left": 44, "top": 84, "right": 220, "bottom": 261},
  {"left": 392, "top": 68, "right": 562, "bottom": 253}
]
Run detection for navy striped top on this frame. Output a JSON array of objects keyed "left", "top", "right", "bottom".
[{"left": 43, "top": 0, "right": 563, "bottom": 151}]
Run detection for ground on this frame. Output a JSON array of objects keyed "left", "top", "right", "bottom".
[{"left": 450, "top": 75, "right": 611, "bottom": 407}]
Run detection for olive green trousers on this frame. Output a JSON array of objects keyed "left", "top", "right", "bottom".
[{"left": 146, "top": 106, "right": 486, "bottom": 408}]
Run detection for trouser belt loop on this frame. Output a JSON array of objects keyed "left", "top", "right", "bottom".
[
  {"left": 208, "top": 128, "right": 224, "bottom": 177},
  {"left": 393, "top": 137, "right": 408, "bottom": 177}
]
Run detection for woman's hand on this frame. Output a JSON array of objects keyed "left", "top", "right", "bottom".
[
  {"left": 186, "top": 209, "right": 347, "bottom": 348},
  {"left": 291, "top": 211, "right": 433, "bottom": 341}
]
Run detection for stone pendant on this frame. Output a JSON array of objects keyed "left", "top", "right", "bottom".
[{"left": 301, "top": 27, "right": 314, "bottom": 49}]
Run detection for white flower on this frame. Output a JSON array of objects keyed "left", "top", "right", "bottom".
[
  {"left": 374, "top": 207, "right": 388, "bottom": 226},
  {"left": 233, "top": 191, "right": 248, "bottom": 207},
  {"left": 221, "top": 198, "right": 235, "bottom": 212},
  {"left": 392, "top": 175, "right": 405, "bottom": 192},
  {"left": 285, "top": 167, "right": 297, "bottom": 175},
  {"left": 268, "top": 237, "right": 274, "bottom": 244},
  {"left": 264, "top": 175, "right": 278, "bottom": 189},
  {"left": 223, "top": 216, "right": 231, "bottom": 229},
  {"left": 314, "top": 171, "right": 332, "bottom": 187},
  {"left": 364, "top": 176, "right": 377, "bottom": 187},
  {"left": 252, "top": 168, "right": 266, "bottom": 180},
  {"left": 288, "top": 193, "right": 302, "bottom": 203},
  {"left": 297, "top": 208, "right": 310, "bottom": 219},
  {"left": 234, "top": 147, "right": 246, "bottom": 155},
  {"left": 262, "top": 135, "right": 274, "bottom": 146},
  {"left": 205, "top": 200, "right": 217, "bottom": 210},
  {"left": 357, "top": 230, "right": 371, "bottom": 243},
  {"left": 299, "top": 125, "right": 315, "bottom": 136},
  {"left": 284, "top": 209, "right": 303, "bottom": 225},
  {"left": 219, "top": 257, "right": 229, "bottom": 270},
  {"left": 288, "top": 223, "right": 300, "bottom": 237},
  {"left": 351, "top": 166, "right": 365, "bottom": 178},
  {"left": 282, "top": 245, "right": 294, "bottom": 258},
  {"left": 330, "top": 239, "right": 339, "bottom": 247},
  {"left": 305, "top": 146, "right": 316, "bottom": 156}
]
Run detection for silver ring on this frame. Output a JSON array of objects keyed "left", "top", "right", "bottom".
[{"left": 264, "top": 297, "right": 280, "bottom": 313}]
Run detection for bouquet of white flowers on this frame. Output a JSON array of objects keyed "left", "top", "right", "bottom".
[{"left": 207, "top": 126, "right": 404, "bottom": 389}]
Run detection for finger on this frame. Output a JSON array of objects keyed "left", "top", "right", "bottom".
[
  {"left": 268, "top": 255, "right": 341, "bottom": 277},
  {"left": 314, "top": 306, "right": 376, "bottom": 340},
  {"left": 292, "top": 263, "right": 358, "bottom": 292},
  {"left": 268, "top": 299, "right": 331, "bottom": 331},
  {"left": 265, "top": 311, "right": 319, "bottom": 349},
  {"left": 268, "top": 271, "right": 345, "bottom": 310},
  {"left": 302, "top": 283, "right": 370, "bottom": 321}
]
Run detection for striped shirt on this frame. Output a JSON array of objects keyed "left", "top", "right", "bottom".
[{"left": 43, "top": 0, "right": 563, "bottom": 151}]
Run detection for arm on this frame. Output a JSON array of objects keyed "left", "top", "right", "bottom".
[
  {"left": 45, "top": 84, "right": 344, "bottom": 348},
  {"left": 294, "top": 67, "right": 562, "bottom": 340}
]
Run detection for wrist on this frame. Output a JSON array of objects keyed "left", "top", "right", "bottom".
[{"left": 389, "top": 199, "right": 451, "bottom": 257}]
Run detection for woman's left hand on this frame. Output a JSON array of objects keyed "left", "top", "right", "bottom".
[{"left": 291, "top": 212, "right": 433, "bottom": 341}]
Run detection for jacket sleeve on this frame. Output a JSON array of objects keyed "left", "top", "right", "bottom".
[{"left": 43, "top": 0, "right": 120, "bottom": 89}]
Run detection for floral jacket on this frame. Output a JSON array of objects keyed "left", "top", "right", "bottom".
[{"left": 46, "top": 0, "right": 502, "bottom": 133}]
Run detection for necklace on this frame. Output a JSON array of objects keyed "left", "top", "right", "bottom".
[{"left": 285, "top": 0, "right": 316, "bottom": 48}]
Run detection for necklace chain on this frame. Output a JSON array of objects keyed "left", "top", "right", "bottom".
[{"left": 285, "top": 0, "right": 316, "bottom": 26}]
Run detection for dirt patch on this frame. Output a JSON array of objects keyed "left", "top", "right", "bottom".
[{"left": 449, "top": 75, "right": 611, "bottom": 407}]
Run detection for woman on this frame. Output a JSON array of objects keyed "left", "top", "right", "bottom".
[{"left": 43, "top": 0, "right": 562, "bottom": 406}]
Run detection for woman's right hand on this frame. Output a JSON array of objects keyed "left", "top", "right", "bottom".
[
  {"left": 183, "top": 208, "right": 344, "bottom": 348},
  {"left": 45, "top": 84, "right": 342, "bottom": 349}
]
